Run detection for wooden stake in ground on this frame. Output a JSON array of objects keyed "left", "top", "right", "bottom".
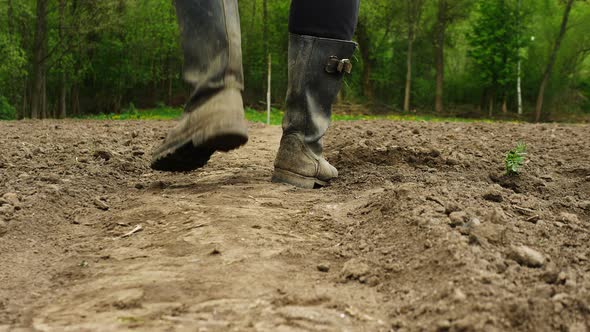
[{"left": 267, "top": 53, "right": 271, "bottom": 125}]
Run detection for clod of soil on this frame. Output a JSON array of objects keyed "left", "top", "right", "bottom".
[
  {"left": 449, "top": 211, "right": 469, "bottom": 227},
  {"left": 483, "top": 190, "right": 504, "bottom": 202},
  {"left": 1, "top": 193, "right": 20, "bottom": 207},
  {"left": 317, "top": 263, "right": 331, "bottom": 272},
  {"left": 559, "top": 212, "right": 580, "bottom": 224},
  {"left": 340, "top": 258, "right": 371, "bottom": 281},
  {"left": 93, "top": 149, "right": 113, "bottom": 161},
  {"left": 0, "top": 204, "right": 15, "bottom": 215},
  {"left": 0, "top": 219, "right": 8, "bottom": 236},
  {"left": 508, "top": 245, "right": 546, "bottom": 268}
]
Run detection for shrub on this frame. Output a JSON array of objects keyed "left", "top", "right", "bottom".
[{"left": 0, "top": 96, "right": 16, "bottom": 120}]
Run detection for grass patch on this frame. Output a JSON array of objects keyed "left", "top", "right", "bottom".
[
  {"left": 87, "top": 105, "right": 182, "bottom": 121},
  {"left": 245, "top": 107, "right": 284, "bottom": 125},
  {"left": 85, "top": 105, "right": 513, "bottom": 124}
]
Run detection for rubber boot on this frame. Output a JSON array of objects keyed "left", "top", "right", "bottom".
[
  {"left": 151, "top": 0, "right": 248, "bottom": 172},
  {"left": 272, "top": 34, "right": 356, "bottom": 188}
]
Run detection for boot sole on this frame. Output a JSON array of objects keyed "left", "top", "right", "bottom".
[
  {"left": 151, "top": 131, "right": 248, "bottom": 172},
  {"left": 271, "top": 168, "right": 329, "bottom": 189}
]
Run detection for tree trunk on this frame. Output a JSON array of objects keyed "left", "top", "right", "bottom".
[
  {"left": 356, "top": 20, "right": 374, "bottom": 103},
  {"left": 488, "top": 88, "right": 495, "bottom": 117},
  {"left": 502, "top": 94, "right": 508, "bottom": 114},
  {"left": 516, "top": 0, "right": 523, "bottom": 115},
  {"left": 404, "top": 26, "right": 414, "bottom": 112},
  {"left": 263, "top": 0, "right": 268, "bottom": 61},
  {"left": 58, "top": 0, "right": 67, "bottom": 119},
  {"left": 7, "top": 0, "right": 14, "bottom": 35},
  {"left": 479, "top": 88, "right": 487, "bottom": 114},
  {"left": 71, "top": 85, "right": 80, "bottom": 116},
  {"left": 168, "top": 77, "right": 173, "bottom": 106},
  {"left": 263, "top": 0, "right": 269, "bottom": 101},
  {"left": 21, "top": 78, "right": 28, "bottom": 119},
  {"left": 434, "top": 0, "right": 447, "bottom": 113},
  {"left": 31, "top": 0, "right": 49, "bottom": 119},
  {"left": 59, "top": 81, "right": 67, "bottom": 118},
  {"left": 242, "top": 0, "right": 256, "bottom": 85},
  {"left": 404, "top": 0, "right": 423, "bottom": 112},
  {"left": 535, "top": 0, "right": 575, "bottom": 122},
  {"left": 361, "top": 59, "right": 374, "bottom": 103},
  {"left": 7, "top": 0, "right": 20, "bottom": 117},
  {"left": 41, "top": 73, "right": 47, "bottom": 119},
  {"left": 517, "top": 60, "right": 523, "bottom": 115}
]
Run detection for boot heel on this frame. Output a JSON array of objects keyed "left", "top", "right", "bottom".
[{"left": 271, "top": 168, "right": 328, "bottom": 189}]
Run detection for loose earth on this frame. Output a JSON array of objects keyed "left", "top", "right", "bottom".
[{"left": 0, "top": 119, "right": 589, "bottom": 331}]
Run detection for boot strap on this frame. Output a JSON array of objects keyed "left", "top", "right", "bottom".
[{"left": 325, "top": 56, "right": 352, "bottom": 75}]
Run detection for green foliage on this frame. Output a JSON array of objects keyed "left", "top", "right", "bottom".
[
  {"left": 0, "top": 27, "right": 27, "bottom": 116},
  {"left": 0, "top": 0, "right": 588, "bottom": 120},
  {"left": 505, "top": 142, "right": 527, "bottom": 175},
  {"left": 0, "top": 33, "right": 26, "bottom": 83},
  {"left": 0, "top": 96, "right": 17, "bottom": 120},
  {"left": 467, "top": 0, "right": 524, "bottom": 93}
]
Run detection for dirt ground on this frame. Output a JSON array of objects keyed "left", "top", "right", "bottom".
[{"left": 0, "top": 119, "right": 589, "bottom": 332}]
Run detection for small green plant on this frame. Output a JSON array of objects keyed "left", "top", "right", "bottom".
[{"left": 505, "top": 142, "right": 527, "bottom": 175}]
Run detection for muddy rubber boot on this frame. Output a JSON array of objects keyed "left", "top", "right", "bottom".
[
  {"left": 272, "top": 34, "right": 356, "bottom": 188},
  {"left": 151, "top": 0, "right": 248, "bottom": 172}
]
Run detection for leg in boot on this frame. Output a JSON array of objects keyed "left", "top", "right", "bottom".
[
  {"left": 151, "top": 0, "right": 248, "bottom": 172},
  {"left": 272, "top": 0, "right": 359, "bottom": 188}
]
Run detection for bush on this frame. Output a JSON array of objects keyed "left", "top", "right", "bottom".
[
  {"left": 579, "top": 80, "right": 590, "bottom": 114},
  {"left": 0, "top": 96, "right": 16, "bottom": 120}
]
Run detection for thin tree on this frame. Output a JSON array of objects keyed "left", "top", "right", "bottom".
[
  {"left": 356, "top": 19, "right": 375, "bottom": 103},
  {"left": 535, "top": 0, "right": 575, "bottom": 122},
  {"left": 434, "top": 0, "right": 447, "bottom": 113},
  {"left": 263, "top": 0, "right": 269, "bottom": 107},
  {"left": 30, "top": 0, "right": 49, "bottom": 119},
  {"left": 7, "top": 0, "right": 14, "bottom": 35},
  {"left": 516, "top": 0, "right": 523, "bottom": 115},
  {"left": 58, "top": 0, "right": 66, "bottom": 119},
  {"left": 403, "top": 0, "right": 425, "bottom": 113}
]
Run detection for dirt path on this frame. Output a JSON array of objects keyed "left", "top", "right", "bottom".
[{"left": 1, "top": 119, "right": 589, "bottom": 331}]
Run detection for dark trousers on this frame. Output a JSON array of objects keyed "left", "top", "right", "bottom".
[
  {"left": 172, "top": 0, "right": 360, "bottom": 108},
  {"left": 289, "top": 0, "right": 360, "bottom": 40}
]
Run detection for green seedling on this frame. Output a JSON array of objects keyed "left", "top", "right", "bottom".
[{"left": 505, "top": 142, "right": 527, "bottom": 175}]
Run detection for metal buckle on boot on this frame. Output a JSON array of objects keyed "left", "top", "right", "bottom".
[{"left": 325, "top": 56, "right": 353, "bottom": 74}]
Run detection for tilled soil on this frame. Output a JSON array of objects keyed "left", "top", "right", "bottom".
[{"left": 0, "top": 119, "right": 589, "bottom": 332}]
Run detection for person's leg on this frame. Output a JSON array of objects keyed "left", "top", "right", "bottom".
[
  {"left": 272, "top": 0, "right": 360, "bottom": 188},
  {"left": 151, "top": 0, "right": 248, "bottom": 172},
  {"left": 289, "top": 0, "right": 359, "bottom": 41}
]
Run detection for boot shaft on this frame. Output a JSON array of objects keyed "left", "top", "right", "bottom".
[
  {"left": 272, "top": 34, "right": 356, "bottom": 188},
  {"left": 282, "top": 34, "right": 357, "bottom": 148},
  {"left": 175, "top": 0, "right": 243, "bottom": 110}
]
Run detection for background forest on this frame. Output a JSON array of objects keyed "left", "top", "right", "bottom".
[{"left": 0, "top": 0, "right": 589, "bottom": 122}]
